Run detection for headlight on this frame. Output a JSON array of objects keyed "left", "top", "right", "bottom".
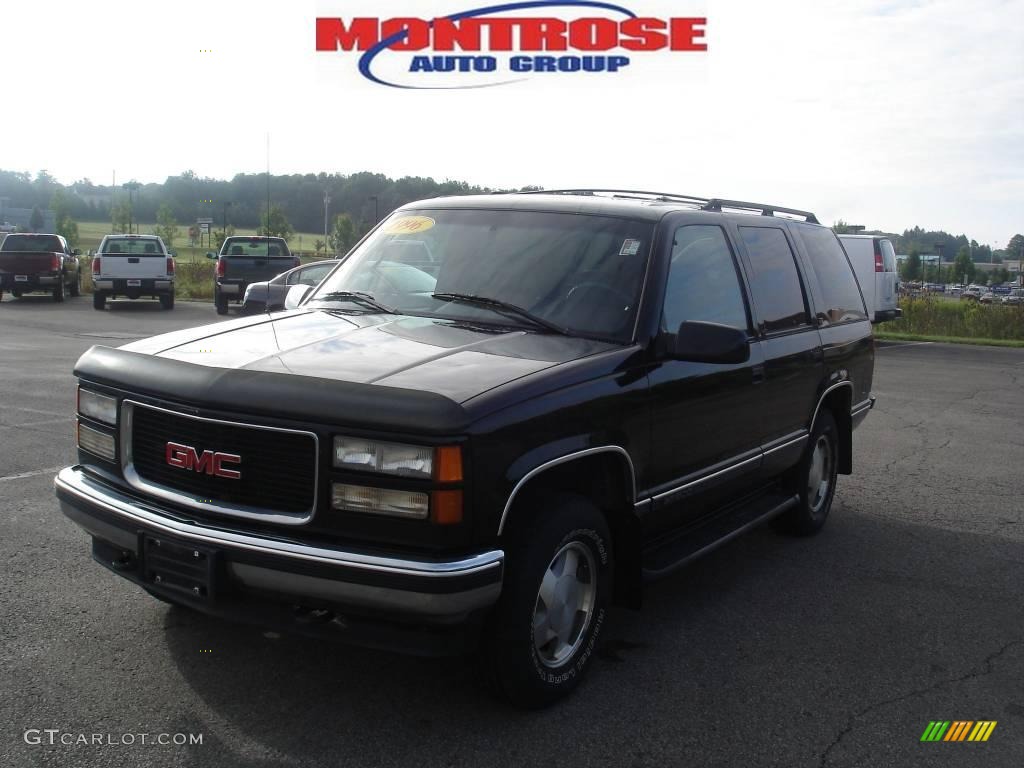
[
  {"left": 78, "top": 422, "right": 116, "bottom": 461},
  {"left": 332, "top": 483, "right": 429, "bottom": 519},
  {"left": 333, "top": 436, "right": 435, "bottom": 479},
  {"left": 78, "top": 387, "right": 117, "bottom": 425}
]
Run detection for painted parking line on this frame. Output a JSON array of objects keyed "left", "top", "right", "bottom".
[{"left": 0, "top": 466, "right": 64, "bottom": 484}]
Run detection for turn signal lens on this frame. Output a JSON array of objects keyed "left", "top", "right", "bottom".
[
  {"left": 435, "top": 446, "right": 463, "bottom": 483},
  {"left": 431, "top": 490, "right": 463, "bottom": 525}
]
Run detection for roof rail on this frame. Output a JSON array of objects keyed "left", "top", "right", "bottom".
[
  {"left": 515, "top": 189, "right": 820, "bottom": 224},
  {"left": 700, "top": 198, "right": 819, "bottom": 224}
]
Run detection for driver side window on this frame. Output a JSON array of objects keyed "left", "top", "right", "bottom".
[{"left": 662, "top": 225, "right": 750, "bottom": 333}]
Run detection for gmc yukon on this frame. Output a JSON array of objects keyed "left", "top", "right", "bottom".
[{"left": 56, "top": 191, "right": 875, "bottom": 706}]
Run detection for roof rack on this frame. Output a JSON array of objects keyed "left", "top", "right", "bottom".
[{"left": 515, "top": 189, "right": 820, "bottom": 224}]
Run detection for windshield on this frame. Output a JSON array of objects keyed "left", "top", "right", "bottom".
[
  {"left": 222, "top": 237, "right": 290, "bottom": 258},
  {"left": 100, "top": 237, "right": 164, "bottom": 255},
  {"left": 307, "top": 209, "right": 654, "bottom": 342},
  {"left": 3, "top": 234, "right": 61, "bottom": 252}
]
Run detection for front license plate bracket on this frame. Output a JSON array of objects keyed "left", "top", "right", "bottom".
[{"left": 141, "top": 534, "right": 217, "bottom": 603}]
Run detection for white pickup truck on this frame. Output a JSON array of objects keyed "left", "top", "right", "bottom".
[{"left": 92, "top": 235, "right": 175, "bottom": 310}]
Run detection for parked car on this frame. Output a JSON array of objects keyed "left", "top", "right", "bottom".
[
  {"left": 961, "top": 287, "right": 983, "bottom": 301},
  {"left": 0, "top": 232, "right": 81, "bottom": 302},
  {"left": 241, "top": 259, "right": 340, "bottom": 314},
  {"left": 57, "top": 190, "right": 875, "bottom": 707},
  {"left": 980, "top": 291, "right": 998, "bottom": 304},
  {"left": 92, "top": 235, "right": 175, "bottom": 310},
  {"left": 1002, "top": 289, "right": 1024, "bottom": 305},
  {"left": 837, "top": 235, "right": 901, "bottom": 322},
  {"left": 209, "top": 236, "right": 298, "bottom": 315}
]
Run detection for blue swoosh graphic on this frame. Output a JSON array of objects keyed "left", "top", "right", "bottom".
[{"left": 358, "top": 0, "right": 638, "bottom": 90}]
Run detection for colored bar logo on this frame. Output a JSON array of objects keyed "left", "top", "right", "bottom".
[{"left": 920, "top": 721, "right": 997, "bottom": 742}]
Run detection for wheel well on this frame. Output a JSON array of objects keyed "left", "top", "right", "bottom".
[
  {"left": 819, "top": 386, "right": 853, "bottom": 474},
  {"left": 500, "top": 452, "right": 643, "bottom": 608}
]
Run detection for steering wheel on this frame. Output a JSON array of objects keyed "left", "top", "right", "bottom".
[{"left": 565, "top": 281, "right": 634, "bottom": 310}]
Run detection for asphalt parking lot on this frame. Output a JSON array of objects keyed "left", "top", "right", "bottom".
[{"left": 1, "top": 294, "right": 1022, "bottom": 768}]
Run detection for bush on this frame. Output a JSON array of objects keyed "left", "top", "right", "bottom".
[{"left": 886, "top": 297, "right": 1024, "bottom": 340}]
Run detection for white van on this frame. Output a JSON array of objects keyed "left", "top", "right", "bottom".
[{"left": 837, "top": 235, "right": 901, "bottom": 323}]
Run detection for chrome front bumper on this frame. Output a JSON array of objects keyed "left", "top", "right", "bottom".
[{"left": 55, "top": 466, "right": 503, "bottom": 622}]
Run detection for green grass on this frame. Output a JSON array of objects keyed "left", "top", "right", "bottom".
[{"left": 873, "top": 330, "right": 1024, "bottom": 348}]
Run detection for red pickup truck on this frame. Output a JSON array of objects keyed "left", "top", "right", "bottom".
[{"left": 0, "top": 233, "right": 82, "bottom": 302}]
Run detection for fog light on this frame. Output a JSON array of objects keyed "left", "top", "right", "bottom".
[
  {"left": 78, "top": 422, "right": 116, "bottom": 461},
  {"left": 332, "top": 483, "right": 428, "bottom": 519},
  {"left": 78, "top": 387, "right": 117, "bottom": 426}
]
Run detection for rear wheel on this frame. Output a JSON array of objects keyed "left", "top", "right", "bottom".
[
  {"left": 215, "top": 292, "right": 228, "bottom": 315},
  {"left": 93, "top": 292, "right": 106, "bottom": 311},
  {"left": 11, "top": 290, "right": 21, "bottom": 298},
  {"left": 776, "top": 410, "right": 839, "bottom": 536},
  {"left": 70, "top": 270, "right": 81, "bottom": 297},
  {"left": 479, "top": 493, "right": 612, "bottom": 708},
  {"left": 53, "top": 276, "right": 66, "bottom": 303},
  {"left": 160, "top": 290, "right": 175, "bottom": 310}
]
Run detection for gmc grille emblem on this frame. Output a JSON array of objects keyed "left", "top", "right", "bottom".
[{"left": 165, "top": 441, "right": 241, "bottom": 479}]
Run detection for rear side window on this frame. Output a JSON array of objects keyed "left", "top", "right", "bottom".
[
  {"left": 738, "top": 227, "right": 811, "bottom": 334},
  {"left": 662, "top": 225, "right": 749, "bottom": 333},
  {"left": 879, "top": 239, "right": 897, "bottom": 272},
  {"left": 795, "top": 225, "right": 868, "bottom": 325}
]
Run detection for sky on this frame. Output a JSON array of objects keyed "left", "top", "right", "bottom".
[{"left": 2, "top": 0, "right": 1021, "bottom": 247}]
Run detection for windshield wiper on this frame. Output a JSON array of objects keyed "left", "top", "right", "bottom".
[
  {"left": 431, "top": 293, "right": 571, "bottom": 336},
  {"left": 313, "top": 291, "right": 396, "bottom": 314}
]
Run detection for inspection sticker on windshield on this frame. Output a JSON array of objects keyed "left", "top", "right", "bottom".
[
  {"left": 384, "top": 216, "right": 435, "bottom": 235},
  {"left": 620, "top": 239, "right": 642, "bottom": 256}
]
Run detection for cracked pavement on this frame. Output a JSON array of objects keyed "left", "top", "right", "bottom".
[{"left": 1, "top": 300, "right": 1022, "bottom": 767}]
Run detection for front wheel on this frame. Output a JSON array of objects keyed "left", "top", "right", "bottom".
[
  {"left": 776, "top": 410, "right": 839, "bottom": 536},
  {"left": 480, "top": 494, "right": 612, "bottom": 708}
]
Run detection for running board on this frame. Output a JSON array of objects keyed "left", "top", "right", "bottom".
[{"left": 641, "top": 493, "right": 799, "bottom": 580}]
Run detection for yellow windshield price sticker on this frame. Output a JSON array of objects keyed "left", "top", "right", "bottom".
[{"left": 384, "top": 216, "right": 435, "bottom": 235}]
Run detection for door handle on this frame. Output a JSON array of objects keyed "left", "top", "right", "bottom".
[{"left": 752, "top": 365, "right": 766, "bottom": 384}]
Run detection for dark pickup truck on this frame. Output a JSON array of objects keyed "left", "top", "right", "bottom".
[
  {"left": 0, "top": 233, "right": 81, "bottom": 302},
  {"left": 57, "top": 191, "right": 874, "bottom": 707},
  {"left": 208, "top": 236, "right": 298, "bottom": 315}
]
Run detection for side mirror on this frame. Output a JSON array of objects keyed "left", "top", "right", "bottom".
[
  {"left": 72, "top": 248, "right": 82, "bottom": 256},
  {"left": 284, "top": 283, "right": 311, "bottom": 309},
  {"left": 205, "top": 252, "right": 217, "bottom": 260},
  {"left": 670, "top": 321, "right": 750, "bottom": 364}
]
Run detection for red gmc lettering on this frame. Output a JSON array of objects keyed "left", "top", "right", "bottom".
[{"left": 165, "top": 442, "right": 241, "bottom": 479}]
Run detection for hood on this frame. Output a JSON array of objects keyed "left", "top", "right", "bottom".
[{"left": 118, "top": 309, "right": 616, "bottom": 404}]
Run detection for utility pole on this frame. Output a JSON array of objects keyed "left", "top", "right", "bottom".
[
  {"left": 223, "top": 201, "right": 231, "bottom": 239},
  {"left": 369, "top": 195, "right": 379, "bottom": 225},
  {"left": 122, "top": 181, "right": 140, "bottom": 234},
  {"left": 324, "top": 191, "right": 330, "bottom": 255}
]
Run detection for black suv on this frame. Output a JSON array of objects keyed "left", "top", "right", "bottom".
[{"left": 56, "top": 190, "right": 874, "bottom": 706}]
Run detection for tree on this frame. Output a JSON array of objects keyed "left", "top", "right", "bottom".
[
  {"left": 831, "top": 220, "right": 862, "bottom": 235},
  {"left": 258, "top": 205, "right": 294, "bottom": 242},
  {"left": 903, "top": 249, "right": 922, "bottom": 281},
  {"left": 154, "top": 204, "right": 179, "bottom": 249},
  {"left": 952, "top": 247, "right": 975, "bottom": 284},
  {"left": 1008, "top": 234, "right": 1024, "bottom": 260},
  {"left": 314, "top": 239, "right": 326, "bottom": 255},
  {"left": 110, "top": 202, "right": 131, "bottom": 233},
  {"left": 29, "top": 206, "right": 44, "bottom": 231},
  {"left": 50, "top": 189, "right": 79, "bottom": 248},
  {"left": 328, "top": 213, "right": 356, "bottom": 255},
  {"left": 214, "top": 225, "right": 236, "bottom": 251}
]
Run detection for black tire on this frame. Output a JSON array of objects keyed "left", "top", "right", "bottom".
[
  {"left": 215, "top": 292, "right": 228, "bottom": 315},
  {"left": 479, "top": 493, "right": 612, "bottom": 708},
  {"left": 70, "top": 270, "right": 81, "bottom": 297},
  {"left": 160, "top": 290, "right": 175, "bottom": 310},
  {"left": 11, "top": 290, "right": 21, "bottom": 298},
  {"left": 53, "top": 276, "right": 66, "bottom": 303},
  {"left": 776, "top": 409, "right": 839, "bottom": 536},
  {"left": 93, "top": 292, "right": 106, "bottom": 311}
]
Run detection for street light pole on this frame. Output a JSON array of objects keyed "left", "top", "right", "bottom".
[
  {"left": 323, "top": 191, "right": 330, "bottom": 255},
  {"left": 122, "top": 181, "right": 140, "bottom": 234},
  {"left": 223, "top": 201, "right": 231, "bottom": 237}
]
